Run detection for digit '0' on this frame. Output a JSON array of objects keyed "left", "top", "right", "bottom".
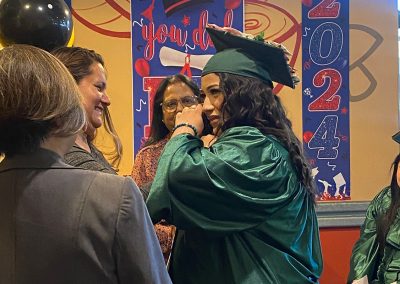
[{"left": 309, "top": 22, "right": 343, "bottom": 66}]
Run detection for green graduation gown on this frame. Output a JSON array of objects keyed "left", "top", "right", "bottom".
[
  {"left": 348, "top": 187, "right": 400, "bottom": 283},
  {"left": 147, "top": 126, "right": 323, "bottom": 284}
]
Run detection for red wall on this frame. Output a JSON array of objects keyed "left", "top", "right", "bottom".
[{"left": 319, "top": 227, "right": 361, "bottom": 284}]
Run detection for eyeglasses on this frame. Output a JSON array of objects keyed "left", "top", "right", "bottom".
[{"left": 161, "top": 96, "right": 200, "bottom": 112}]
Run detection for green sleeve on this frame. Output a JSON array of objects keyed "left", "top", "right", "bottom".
[
  {"left": 146, "top": 127, "right": 301, "bottom": 232},
  {"left": 347, "top": 187, "right": 391, "bottom": 283}
]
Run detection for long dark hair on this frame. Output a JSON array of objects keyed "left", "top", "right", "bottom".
[
  {"left": 51, "top": 47, "right": 122, "bottom": 168},
  {"left": 377, "top": 154, "right": 400, "bottom": 249},
  {"left": 217, "top": 73, "right": 316, "bottom": 202},
  {"left": 143, "top": 74, "right": 201, "bottom": 147}
]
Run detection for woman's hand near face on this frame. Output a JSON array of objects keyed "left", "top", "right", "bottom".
[
  {"left": 172, "top": 104, "right": 204, "bottom": 138},
  {"left": 201, "top": 134, "right": 216, "bottom": 148}
]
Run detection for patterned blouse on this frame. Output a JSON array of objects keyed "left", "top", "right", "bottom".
[
  {"left": 131, "top": 137, "right": 169, "bottom": 189},
  {"left": 65, "top": 143, "right": 116, "bottom": 174},
  {"left": 131, "top": 136, "right": 175, "bottom": 264}
]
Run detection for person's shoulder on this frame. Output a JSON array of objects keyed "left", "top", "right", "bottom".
[
  {"left": 216, "top": 127, "right": 266, "bottom": 146},
  {"left": 39, "top": 167, "right": 121, "bottom": 197},
  {"left": 219, "top": 126, "right": 279, "bottom": 144},
  {"left": 65, "top": 144, "right": 92, "bottom": 161},
  {"left": 134, "top": 146, "right": 153, "bottom": 164},
  {"left": 72, "top": 172, "right": 143, "bottom": 227},
  {"left": 371, "top": 186, "right": 392, "bottom": 206},
  {"left": 66, "top": 144, "right": 88, "bottom": 155},
  {"left": 136, "top": 138, "right": 169, "bottom": 157},
  {"left": 364, "top": 186, "right": 392, "bottom": 217},
  {"left": 91, "top": 171, "right": 133, "bottom": 188},
  {"left": 81, "top": 171, "right": 141, "bottom": 202},
  {"left": 64, "top": 144, "right": 116, "bottom": 174},
  {"left": 65, "top": 167, "right": 129, "bottom": 185},
  {"left": 220, "top": 126, "right": 264, "bottom": 138},
  {"left": 218, "top": 126, "right": 284, "bottom": 151},
  {"left": 213, "top": 126, "right": 290, "bottom": 166},
  {"left": 136, "top": 145, "right": 153, "bottom": 156}
]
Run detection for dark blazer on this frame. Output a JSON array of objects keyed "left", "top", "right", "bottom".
[{"left": 0, "top": 148, "right": 171, "bottom": 284}]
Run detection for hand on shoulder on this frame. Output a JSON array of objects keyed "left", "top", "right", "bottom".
[{"left": 201, "top": 134, "right": 216, "bottom": 148}]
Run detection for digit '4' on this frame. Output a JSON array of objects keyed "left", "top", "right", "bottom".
[{"left": 308, "top": 115, "right": 340, "bottom": 159}]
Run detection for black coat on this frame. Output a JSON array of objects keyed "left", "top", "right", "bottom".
[{"left": 0, "top": 148, "right": 171, "bottom": 284}]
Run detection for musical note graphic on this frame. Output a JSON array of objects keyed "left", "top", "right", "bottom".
[
  {"left": 303, "top": 27, "right": 310, "bottom": 37},
  {"left": 327, "top": 161, "right": 336, "bottom": 171},
  {"left": 135, "top": 99, "right": 147, "bottom": 112}
]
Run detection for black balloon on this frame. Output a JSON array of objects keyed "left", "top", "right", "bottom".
[{"left": 0, "top": 0, "right": 73, "bottom": 51}]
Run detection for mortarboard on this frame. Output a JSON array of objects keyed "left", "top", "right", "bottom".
[
  {"left": 392, "top": 131, "right": 400, "bottom": 144},
  {"left": 202, "top": 25, "right": 299, "bottom": 89}
]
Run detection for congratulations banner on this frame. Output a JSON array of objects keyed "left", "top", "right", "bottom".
[
  {"left": 302, "top": 0, "right": 350, "bottom": 201},
  {"left": 131, "top": 0, "right": 244, "bottom": 155}
]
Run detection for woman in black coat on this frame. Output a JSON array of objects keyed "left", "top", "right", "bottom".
[{"left": 0, "top": 44, "right": 171, "bottom": 284}]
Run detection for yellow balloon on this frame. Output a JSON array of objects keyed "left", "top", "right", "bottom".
[{"left": 67, "top": 27, "right": 75, "bottom": 47}]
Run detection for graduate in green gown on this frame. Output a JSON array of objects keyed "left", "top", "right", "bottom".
[
  {"left": 146, "top": 24, "right": 323, "bottom": 284},
  {"left": 348, "top": 132, "right": 400, "bottom": 284}
]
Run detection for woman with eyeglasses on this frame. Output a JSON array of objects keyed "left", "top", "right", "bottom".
[{"left": 131, "top": 73, "right": 203, "bottom": 264}]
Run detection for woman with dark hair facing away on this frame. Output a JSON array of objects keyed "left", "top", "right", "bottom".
[
  {"left": 0, "top": 44, "right": 170, "bottom": 284},
  {"left": 132, "top": 74, "right": 203, "bottom": 263},
  {"left": 51, "top": 46, "right": 122, "bottom": 174},
  {"left": 146, "top": 25, "right": 323, "bottom": 283},
  {"left": 348, "top": 134, "right": 400, "bottom": 284}
]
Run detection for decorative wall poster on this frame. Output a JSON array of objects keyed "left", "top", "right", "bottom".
[
  {"left": 132, "top": 0, "right": 244, "bottom": 155},
  {"left": 302, "top": 0, "right": 350, "bottom": 201}
]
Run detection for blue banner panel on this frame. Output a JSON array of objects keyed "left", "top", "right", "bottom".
[
  {"left": 302, "top": 0, "right": 350, "bottom": 201},
  {"left": 64, "top": 0, "right": 71, "bottom": 8},
  {"left": 132, "top": 0, "right": 244, "bottom": 155}
]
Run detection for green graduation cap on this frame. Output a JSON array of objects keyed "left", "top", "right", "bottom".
[
  {"left": 202, "top": 26, "right": 298, "bottom": 89},
  {"left": 392, "top": 131, "right": 400, "bottom": 144}
]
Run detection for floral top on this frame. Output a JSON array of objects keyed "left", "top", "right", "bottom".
[
  {"left": 131, "top": 135, "right": 175, "bottom": 264},
  {"left": 131, "top": 136, "right": 169, "bottom": 190}
]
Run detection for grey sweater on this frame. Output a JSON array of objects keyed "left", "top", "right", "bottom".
[{"left": 64, "top": 143, "right": 116, "bottom": 174}]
